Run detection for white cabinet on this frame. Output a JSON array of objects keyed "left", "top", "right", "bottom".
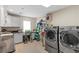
[
  {"left": 0, "top": 6, "right": 11, "bottom": 27},
  {"left": 0, "top": 6, "right": 6, "bottom": 26},
  {"left": 7, "top": 14, "right": 23, "bottom": 29},
  {"left": 0, "top": 6, "right": 23, "bottom": 29},
  {"left": 0, "top": 19, "right": 5, "bottom": 26},
  {"left": 14, "top": 33, "right": 23, "bottom": 44},
  {"left": 5, "top": 15, "right": 12, "bottom": 26}
]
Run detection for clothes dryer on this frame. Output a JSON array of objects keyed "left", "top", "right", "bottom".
[
  {"left": 59, "top": 26, "right": 79, "bottom": 53},
  {"left": 45, "top": 26, "right": 59, "bottom": 53}
]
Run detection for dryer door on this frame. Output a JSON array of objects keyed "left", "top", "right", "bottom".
[
  {"left": 46, "top": 30, "right": 56, "bottom": 42},
  {"left": 60, "top": 31, "right": 79, "bottom": 50}
]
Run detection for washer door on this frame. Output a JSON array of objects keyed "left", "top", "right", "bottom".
[
  {"left": 46, "top": 30, "right": 56, "bottom": 42},
  {"left": 60, "top": 31, "right": 79, "bottom": 50}
]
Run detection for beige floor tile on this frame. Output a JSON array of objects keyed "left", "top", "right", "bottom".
[{"left": 15, "top": 40, "right": 48, "bottom": 53}]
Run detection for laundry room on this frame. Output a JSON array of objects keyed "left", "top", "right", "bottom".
[{"left": 1, "top": 5, "right": 79, "bottom": 53}]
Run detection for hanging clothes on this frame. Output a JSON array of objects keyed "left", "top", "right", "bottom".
[{"left": 34, "top": 24, "right": 40, "bottom": 41}]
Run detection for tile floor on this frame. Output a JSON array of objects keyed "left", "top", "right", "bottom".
[{"left": 15, "top": 40, "right": 48, "bottom": 53}]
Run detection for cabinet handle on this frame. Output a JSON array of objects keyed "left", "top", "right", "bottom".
[{"left": 5, "top": 19, "right": 7, "bottom": 24}]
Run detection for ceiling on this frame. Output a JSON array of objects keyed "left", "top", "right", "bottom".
[{"left": 5, "top": 5, "right": 69, "bottom": 17}]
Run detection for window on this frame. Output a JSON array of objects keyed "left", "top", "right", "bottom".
[{"left": 23, "top": 20, "right": 31, "bottom": 32}]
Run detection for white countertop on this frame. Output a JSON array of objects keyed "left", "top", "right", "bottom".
[{"left": 0, "top": 33, "right": 13, "bottom": 37}]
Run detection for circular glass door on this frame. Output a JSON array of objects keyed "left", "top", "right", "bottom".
[
  {"left": 46, "top": 30, "right": 56, "bottom": 42},
  {"left": 60, "top": 32, "right": 79, "bottom": 49}
]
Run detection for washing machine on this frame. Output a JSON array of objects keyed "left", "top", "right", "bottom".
[
  {"left": 59, "top": 26, "right": 79, "bottom": 53},
  {"left": 45, "top": 26, "right": 59, "bottom": 53}
]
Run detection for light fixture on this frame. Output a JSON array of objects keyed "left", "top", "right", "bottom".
[{"left": 42, "top": 5, "right": 51, "bottom": 7}]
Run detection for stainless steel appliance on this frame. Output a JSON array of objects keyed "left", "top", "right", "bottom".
[
  {"left": 0, "top": 27, "right": 23, "bottom": 44},
  {"left": 0, "top": 32, "right": 15, "bottom": 53},
  {"left": 59, "top": 26, "right": 79, "bottom": 53},
  {"left": 45, "top": 26, "right": 58, "bottom": 53},
  {"left": 0, "top": 26, "right": 22, "bottom": 53}
]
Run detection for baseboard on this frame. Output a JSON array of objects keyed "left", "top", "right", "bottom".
[{"left": 15, "top": 42, "right": 23, "bottom": 45}]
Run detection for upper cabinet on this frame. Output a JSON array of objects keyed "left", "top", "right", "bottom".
[
  {"left": 7, "top": 14, "right": 23, "bottom": 29},
  {"left": 0, "top": 6, "right": 23, "bottom": 29},
  {"left": 0, "top": 6, "right": 6, "bottom": 26},
  {"left": 0, "top": 6, "right": 11, "bottom": 26}
]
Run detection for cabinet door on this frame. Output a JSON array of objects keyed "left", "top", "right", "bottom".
[
  {"left": 0, "top": 6, "right": 8, "bottom": 26},
  {"left": 0, "top": 19, "right": 5, "bottom": 26},
  {"left": 0, "top": 6, "right": 6, "bottom": 26},
  {"left": 14, "top": 33, "right": 23, "bottom": 44},
  {"left": 6, "top": 15, "right": 13, "bottom": 26},
  {"left": 7, "top": 15, "right": 23, "bottom": 28},
  {"left": 2, "top": 36, "right": 15, "bottom": 53},
  {"left": 7, "top": 15, "right": 17, "bottom": 26}
]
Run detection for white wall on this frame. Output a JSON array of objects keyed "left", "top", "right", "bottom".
[{"left": 52, "top": 6, "right": 79, "bottom": 26}]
